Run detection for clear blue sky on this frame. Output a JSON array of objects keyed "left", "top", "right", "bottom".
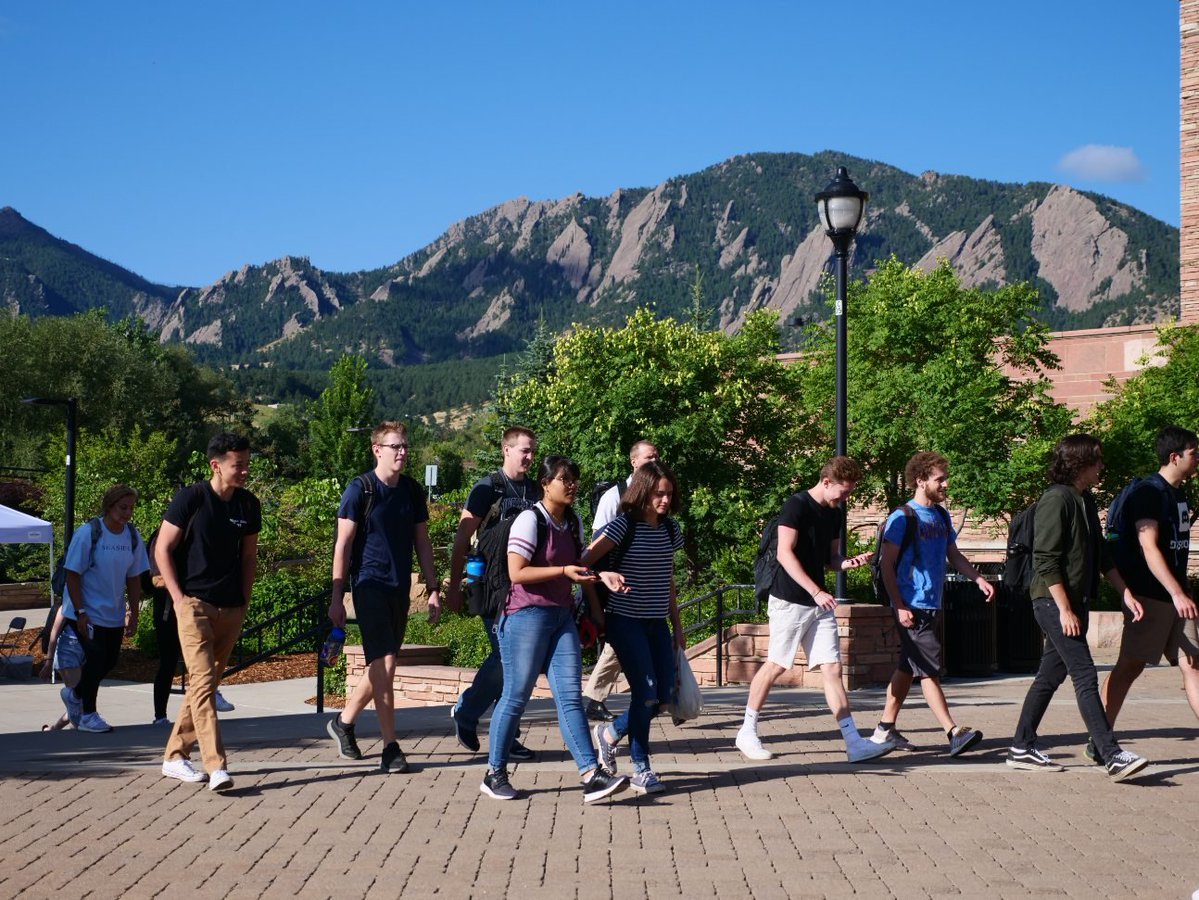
[{"left": 0, "top": 1, "right": 1180, "bottom": 287}]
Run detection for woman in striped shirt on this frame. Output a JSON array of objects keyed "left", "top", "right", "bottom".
[{"left": 582, "top": 460, "right": 685, "bottom": 794}]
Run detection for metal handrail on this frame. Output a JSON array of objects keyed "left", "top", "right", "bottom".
[
  {"left": 224, "top": 589, "right": 329, "bottom": 679},
  {"left": 676, "top": 583, "right": 757, "bottom": 686}
]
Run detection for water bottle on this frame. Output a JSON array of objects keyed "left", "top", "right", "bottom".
[
  {"left": 321, "top": 626, "right": 346, "bottom": 667},
  {"left": 465, "top": 554, "right": 486, "bottom": 584}
]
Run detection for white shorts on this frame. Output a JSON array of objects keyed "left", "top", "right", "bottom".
[{"left": 767, "top": 595, "right": 840, "bottom": 670}]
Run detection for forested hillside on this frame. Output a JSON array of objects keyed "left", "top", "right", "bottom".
[{"left": 1, "top": 151, "right": 1179, "bottom": 413}]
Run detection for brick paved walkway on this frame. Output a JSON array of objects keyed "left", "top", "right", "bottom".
[{"left": 1, "top": 663, "right": 1196, "bottom": 898}]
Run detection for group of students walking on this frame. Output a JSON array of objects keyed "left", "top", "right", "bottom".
[
  {"left": 39, "top": 420, "right": 1195, "bottom": 798},
  {"left": 324, "top": 424, "right": 685, "bottom": 802}
]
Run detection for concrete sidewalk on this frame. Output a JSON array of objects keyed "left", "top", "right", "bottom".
[{"left": 1, "top": 659, "right": 1197, "bottom": 898}]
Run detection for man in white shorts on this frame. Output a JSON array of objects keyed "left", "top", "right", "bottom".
[{"left": 736, "top": 456, "right": 896, "bottom": 763}]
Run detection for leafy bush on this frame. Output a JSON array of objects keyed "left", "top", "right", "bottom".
[{"left": 405, "top": 610, "right": 491, "bottom": 668}]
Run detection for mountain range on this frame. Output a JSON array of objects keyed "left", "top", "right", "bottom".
[{"left": 1, "top": 151, "right": 1180, "bottom": 376}]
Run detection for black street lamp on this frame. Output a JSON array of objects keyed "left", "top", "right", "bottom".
[
  {"left": 22, "top": 397, "right": 79, "bottom": 553},
  {"left": 815, "top": 166, "right": 868, "bottom": 598}
]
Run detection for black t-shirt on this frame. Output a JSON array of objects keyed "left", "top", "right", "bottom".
[
  {"left": 465, "top": 472, "right": 543, "bottom": 531},
  {"left": 771, "top": 490, "right": 844, "bottom": 606},
  {"left": 164, "top": 481, "right": 262, "bottom": 607},
  {"left": 1120, "top": 474, "right": 1191, "bottom": 602}
]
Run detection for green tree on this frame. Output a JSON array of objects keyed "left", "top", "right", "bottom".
[
  {"left": 498, "top": 307, "right": 814, "bottom": 582},
  {"left": 1086, "top": 324, "right": 1199, "bottom": 506},
  {"left": 306, "top": 354, "right": 376, "bottom": 484},
  {"left": 0, "top": 312, "right": 247, "bottom": 474},
  {"left": 38, "top": 425, "right": 178, "bottom": 546},
  {"left": 795, "top": 258, "right": 1072, "bottom": 518}
]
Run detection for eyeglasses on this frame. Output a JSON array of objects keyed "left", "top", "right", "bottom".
[
  {"left": 376, "top": 443, "right": 409, "bottom": 452},
  {"left": 554, "top": 476, "right": 579, "bottom": 487}
]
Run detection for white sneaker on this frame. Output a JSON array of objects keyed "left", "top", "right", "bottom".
[
  {"left": 214, "top": 691, "right": 235, "bottom": 712},
  {"left": 208, "top": 769, "right": 234, "bottom": 791},
  {"left": 736, "top": 729, "right": 773, "bottom": 761},
  {"left": 162, "top": 758, "right": 207, "bottom": 783},
  {"left": 78, "top": 711, "right": 113, "bottom": 733},
  {"left": 847, "top": 738, "right": 896, "bottom": 763}
]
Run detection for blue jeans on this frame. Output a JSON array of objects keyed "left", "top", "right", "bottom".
[
  {"left": 1013, "top": 598, "right": 1121, "bottom": 762},
  {"left": 487, "top": 605, "right": 596, "bottom": 774},
  {"left": 604, "top": 613, "right": 675, "bottom": 773},
  {"left": 454, "top": 617, "right": 505, "bottom": 731}
]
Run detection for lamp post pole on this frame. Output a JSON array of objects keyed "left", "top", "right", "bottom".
[
  {"left": 815, "top": 167, "right": 868, "bottom": 600},
  {"left": 64, "top": 397, "right": 77, "bottom": 552},
  {"left": 22, "top": 396, "right": 79, "bottom": 552}
]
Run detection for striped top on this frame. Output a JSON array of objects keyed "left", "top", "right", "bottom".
[{"left": 601, "top": 515, "right": 683, "bottom": 619}]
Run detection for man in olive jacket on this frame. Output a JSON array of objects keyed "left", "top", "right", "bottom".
[{"left": 1007, "top": 434, "right": 1150, "bottom": 782}]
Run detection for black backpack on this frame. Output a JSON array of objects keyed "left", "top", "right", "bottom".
[
  {"left": 473, "top": 507, "right": 583, "bottom": 619},
  {"left": 869, "top": 504, "right": 951, "bottom": 605},
  {"left": 346, "top": 473, "right": 378, "bottom": 578},
  {"left": 590, "top": 478, "right": 625, "bottom": 521},
  {"left": 1004, "top": 501, "right": 1040, "bottom": 592},
  {"left": 1104, "top": 475, "right": 1174, "bottom": 571},
  {"left": 466, "top": 474, "right": 534, "bottom": 617},
  {"left": 753, "top": 514, "right": 782, "bottom": 605}
]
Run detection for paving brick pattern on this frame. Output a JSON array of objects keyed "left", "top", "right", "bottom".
[{"left": 1, "top": 664, "right": 1197, "bottom": 898}]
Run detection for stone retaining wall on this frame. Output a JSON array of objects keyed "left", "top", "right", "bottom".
[{"left": 0, "top": 583, "right": 48, "bottom": 612}]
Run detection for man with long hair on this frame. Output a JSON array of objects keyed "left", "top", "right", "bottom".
[{"left": 1007, "top": 434, "right": 1149, "bottom": 781}]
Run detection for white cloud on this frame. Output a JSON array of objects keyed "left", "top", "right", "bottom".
[{"left": 1057, "top": 145, "right": 1147, "bottom": 182}]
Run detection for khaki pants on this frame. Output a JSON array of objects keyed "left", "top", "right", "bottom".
[
  {"left": 583, "top": 642, "right": 623, "bottom": 702},
  {"left": 164, "top": 596, "right": 247, "bottom": 773}
]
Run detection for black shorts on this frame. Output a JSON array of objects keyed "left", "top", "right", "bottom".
[
  {"left": 353, "top": 582, "right": 411, "bottom": 665},
  {"left": 896, "top": 608, "right": 943, "bottom": 679}
]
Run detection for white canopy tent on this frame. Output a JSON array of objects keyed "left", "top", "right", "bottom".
[
  {"left": 0, "top": 504, "right": 54, "bottom": 546},
  {"left": 0, "top": 503, "right": 55, "bottom": 598}
]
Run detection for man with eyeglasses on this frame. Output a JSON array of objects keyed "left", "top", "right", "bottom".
[{"left": 327, "top": 421, "right": 440, "bottom": 773}]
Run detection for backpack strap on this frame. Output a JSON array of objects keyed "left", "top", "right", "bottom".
[
  {"left": 349, "top": 474, "right": 376, "bottom": 575},
  {"left": 86, "top": 517, "right": 103, "bottom": 570}
]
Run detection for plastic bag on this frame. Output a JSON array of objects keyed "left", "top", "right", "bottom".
[{"left": 672, "top": 647, "right": 703, "bottom": 721}]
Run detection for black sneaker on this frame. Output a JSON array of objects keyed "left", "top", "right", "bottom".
[
  {"left": 480, "top": 767, "right": 518, "bottom": 800},
  {"left": 1005, "top": 746, "right": 1064, "bottom": 771},
  {"left": 582, "top": 768, "right": 628, "bottom": 803},
  {"left": 327, "top": 715, "right": 362, "bottom": 760},
  {"left": 1083, "top": 738, "right": 1102, "bottom": 765},
  {"left": 508, "top": 739, "right": 536, "bottom": 762},
  {"left": 586, "top": 699, "right": 616, "bottom": 722},
  {"left": 1105, "top": 750, "right": 1149, "bottom": 783},
  {"left": 450, "top": 705, "right": 480, "bottom": 753},
  {"left": 380, "top": 741, "right": 410, "bottom": 774}
]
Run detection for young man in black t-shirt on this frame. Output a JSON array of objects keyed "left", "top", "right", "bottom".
[
  {"left": 444, "top": 426, "right": 541, "bottom": 758},
  {"left": 1098, "top": 425, "right": 1199, "bottom": 754},
  {"left": 158, "top": 433, "right": 261, "bottom": 791},
  {"left": 735, "top": 457, "right": 896, "bottom": 764}
]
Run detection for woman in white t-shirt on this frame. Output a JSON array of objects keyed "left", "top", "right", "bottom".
[
  {"left": 59, "top": 484, "right": 150, "bottom": 733},
  {"left": 582, "top": 461, "right": 685, "bottom": 795},
  {"left": 480, "top": 456, "right": 629, "bottom": 805}
]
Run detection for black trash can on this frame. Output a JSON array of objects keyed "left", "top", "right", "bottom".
[
  {"left": 942, "top": 573, "right": 998, "bottom": 676},
  {"left": 997, "top": 582, "right": 1044, "bottom": 673}
]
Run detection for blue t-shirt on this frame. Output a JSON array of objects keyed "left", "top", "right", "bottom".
[
  {"left": 63, "top": 519, "right": 150, "bottom": 627},
  {"left": 882, "top": 502, "right": 954, "bottom": 610},
  {"left": 338, "top": 472, "right": 428, "bottom": 591}
]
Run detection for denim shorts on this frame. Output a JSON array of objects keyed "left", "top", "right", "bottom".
[{"left": 54, "top": 623, "right": 86, "bottom": 672}]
